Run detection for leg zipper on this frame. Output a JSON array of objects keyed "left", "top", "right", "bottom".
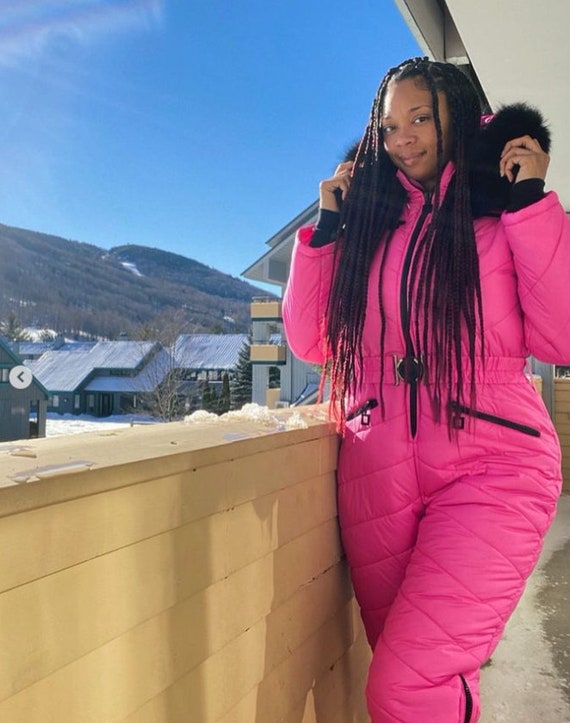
[{"left": 460, "top": 674, "right": 473, "bottom": 723}]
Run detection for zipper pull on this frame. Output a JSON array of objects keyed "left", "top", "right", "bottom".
[
  {"left": 346, "top": 398, "right": 378, "bottom": 424},
  {"left": 360, "top": 399, "right": 378, "bottom": 426}
]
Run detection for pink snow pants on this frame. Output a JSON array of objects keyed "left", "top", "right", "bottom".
[{"left": 337, "top": 373, "right": 562, "bottom": 722}]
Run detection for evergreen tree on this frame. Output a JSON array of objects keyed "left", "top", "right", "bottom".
[
  {"left": 201, "top": 380, "right": 220, "bottom": 413},
  {"left": 0, "top": 313, "right": 30, "bottom": 341},
  {"left": 218, "top": 372, "right": 231, "bottom": 414},
  {"left": 230, "top": 340, "right": 252, "bottom": 409}
]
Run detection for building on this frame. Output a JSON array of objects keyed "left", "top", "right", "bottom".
[
  {"left": 0, "top": 337, "right": 48, "bottom": 441},
  {"left": 26, "top": 340, "right": 163, "bottom": 416},
  {"left": 243, "top": 205, "right": 320, "bottom": 408},
  {"left": 25, "top": 335, "right": 250, "bottom": 418}
]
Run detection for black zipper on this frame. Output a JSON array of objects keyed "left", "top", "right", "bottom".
[
  {"left": 460, "top": 675, "right": 473, "bottom": 723},
  {"left": 399, "top": 194, "right": 432, "bottom": 438},
  {"left": 451, "top": 402, "right": 541, "bottom": 437},
  {"left": 346, "top": 398, "right": 378, "bottom": 425}
]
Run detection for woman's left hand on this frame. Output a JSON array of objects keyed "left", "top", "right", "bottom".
[{"left": 500, "top": 135, "right": 550, "bottom": 183}]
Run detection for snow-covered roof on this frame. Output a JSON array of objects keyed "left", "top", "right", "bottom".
[
  {"left": 27, "top": 340, "right": 158, "bottom": 392},
  {"left": 14, "top": 341, "right": 54, "bottom": 357},
  {"left": 24, "top": 336, "right": 248, "bottom": 393},
  {"left": 173, "top": 334, "right": 248, "bottom": 370},
  {"left": 84, "top": 348, "right": 171, "bottom": 393}
]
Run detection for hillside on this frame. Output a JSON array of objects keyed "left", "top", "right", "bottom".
[{"left": 0, "top": 223, "right": 273, "bottom": 339}]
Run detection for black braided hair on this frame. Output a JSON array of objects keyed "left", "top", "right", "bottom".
[{"left": 325, "top": 57, "right": 484, "bottom": 428}]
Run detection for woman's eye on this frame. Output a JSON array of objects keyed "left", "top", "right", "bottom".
[
  {"left": 413, "top": 115, "right": 431, "bottom": 124},
  {"left": 381, "top": 125, "right": 394, "bottom": 134}
]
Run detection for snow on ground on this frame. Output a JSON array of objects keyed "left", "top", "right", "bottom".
[
  {"left": 45, "top": 404, "right": 311, "bottom": 438},
  {"left": 46, "top": 412, "right": 161, "bottom": 437}
]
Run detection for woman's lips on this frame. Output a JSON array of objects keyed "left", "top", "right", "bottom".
[{"left": 400, "top": 152, "right": 425, "bottom": 167}]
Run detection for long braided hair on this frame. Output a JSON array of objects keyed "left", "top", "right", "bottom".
[{"left": 326, "top": 57, "right": 484, "bottom": 427}]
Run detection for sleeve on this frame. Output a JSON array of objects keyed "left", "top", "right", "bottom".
[
  {"left": 502, "top": 190, "right": 570, "bottom": 363},
  {"left": 282, "top": 224, "right": 337, "bottom": 365}
]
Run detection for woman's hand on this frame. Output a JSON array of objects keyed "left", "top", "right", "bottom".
[
  {"left": 499, "top": 135, "right": 550, "bottom": 184},
  {"left": 319, "top": 160, "right": 354, "bottom": 211}
]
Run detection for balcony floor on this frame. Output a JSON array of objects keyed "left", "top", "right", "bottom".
[{"left": 480, "top": 493, "right": 570, "bottom": 721}]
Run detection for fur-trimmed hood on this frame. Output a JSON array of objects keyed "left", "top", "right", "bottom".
[{"left": 470, "top": 102, "right": 551, "bottom": 216}]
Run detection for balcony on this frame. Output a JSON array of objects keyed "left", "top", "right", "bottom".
[
  {"left": 250, "top": 299, "right": 283, "bottom": 322},
  {"left": 249, "top": 343, "right": 287, "bottom": 365},
  {"left": 1, "top": 383, "right": 569, "bottom": 721}
]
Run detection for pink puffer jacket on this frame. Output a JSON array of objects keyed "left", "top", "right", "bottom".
[{"left": 283, "top": 161, "right": 570, "bottom": 722}]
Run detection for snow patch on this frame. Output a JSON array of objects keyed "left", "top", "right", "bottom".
[
  {"left": 46, "top": 412, "right": 160, "bottom": 437},
  {"left": 120, "top": 261, "right": 143, "bottom": 277},
  {"left": 184, "top": 403, "right": 308, "bottom": 430}
]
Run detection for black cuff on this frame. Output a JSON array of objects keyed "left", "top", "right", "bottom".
[
  {"left": 309, "top": 208, "right": 340, "bottom": 247},
  {"left": 506, "top": 178, "right": 545, "bottom": 212}
]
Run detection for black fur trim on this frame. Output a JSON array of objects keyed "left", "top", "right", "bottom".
[{"left": 470, "top": 103, "right": 551, "bottom": 217}]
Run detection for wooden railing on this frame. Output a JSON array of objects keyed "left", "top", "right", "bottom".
[{"left": 0, "top": 408, "right": 370, "bottom": 723}]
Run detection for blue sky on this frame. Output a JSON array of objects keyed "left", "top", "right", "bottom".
[{"left": 0, "top": 0, "right": 420, "bottom": 285}]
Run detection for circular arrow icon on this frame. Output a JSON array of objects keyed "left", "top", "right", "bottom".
[{"left": 9, "top": 365, "right": 33, "bottom": 390}]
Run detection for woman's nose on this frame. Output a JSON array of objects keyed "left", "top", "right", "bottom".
[{"left": 395, "top": 128, "right": 415, "bottom": 146}]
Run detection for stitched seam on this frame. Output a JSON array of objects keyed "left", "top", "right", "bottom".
[
  {"left": 414, "top": 547, "right": 504, "bottom": 620},
  {"left": 353, "top": 547, "right": 413, "bottom": 569},
  {"left": 397, "top": 588, "right": 481, "bottom": 667},
  {"left": 341, "top": 500, "right": 419, "bottom": 528},
  {"left": 459, "top": 475, "right": 543, "bottom": 537},
  {"left": 435, "top": 508, "right": 527, "bottom": 579}
]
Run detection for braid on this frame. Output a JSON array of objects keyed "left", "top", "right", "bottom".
[{"left": 326, "top": 57, "right": 484, "bottom": 428}]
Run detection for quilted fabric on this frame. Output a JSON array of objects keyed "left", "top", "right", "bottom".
[{"left": 282, "top": 162, "right": 570, "bottom": 721}]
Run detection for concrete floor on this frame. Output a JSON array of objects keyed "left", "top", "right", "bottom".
[{"left": 480, "top": 493, "right": 570, "bottom": 722}]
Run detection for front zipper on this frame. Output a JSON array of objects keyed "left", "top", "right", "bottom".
[
  {"left": 460, "top": 675, "right": 473, "bottom": 723},
  {"left": 346, "top": 398, "right": 378, "bottom": 425},
  {"left": 451, "top": 402, "right": 541, "bottom": 437},
  {"left": 399, "top": 193, "right": 432, "bottom": 438}
]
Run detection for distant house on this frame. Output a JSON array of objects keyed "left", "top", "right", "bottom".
[
  {"left": 173, "top": 333, "right": 248, "bottom": 383},
  {"left": 27, "top": 340, "right": 163, "bottom": 416},
  {"left": 170, "top": 333, "right": 249, "bottom": 411},
  {"left": 25, "top": 335, "right": 249, "bottom": 418},
  {"left": 0, "top": 337, "right": 48, "bottom": 441}
]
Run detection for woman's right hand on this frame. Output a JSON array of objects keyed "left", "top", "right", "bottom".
[{"left": 319, "top": 160, "right": 354, "bottom": 211}]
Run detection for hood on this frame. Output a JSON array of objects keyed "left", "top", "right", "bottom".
[{"left": 469, "top": 102, "right": 551, "bottom": 217}]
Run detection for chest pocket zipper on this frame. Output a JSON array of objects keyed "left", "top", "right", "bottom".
[
  {"left": 450, "top": 402, "right": 541, "bottom": 438},
  {"left": 346, "top": 398, "right": 378, "bottom": 426}
]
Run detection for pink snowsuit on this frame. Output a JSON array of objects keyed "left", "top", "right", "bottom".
[{"left": 282, "top": 162, "right": 570, "bottom": 721}]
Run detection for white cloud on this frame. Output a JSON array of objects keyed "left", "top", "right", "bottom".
[{"left": 0, "top": 0, "right": 165, "bottom": 66}]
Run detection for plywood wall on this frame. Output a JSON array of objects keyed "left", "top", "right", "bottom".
[{"left": 0, "top": 419, "right": 371, "bottom": 723}]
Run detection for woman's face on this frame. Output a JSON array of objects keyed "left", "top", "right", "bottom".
[{"left": 381, "top": 77, "right": 452, "bottom": 191}]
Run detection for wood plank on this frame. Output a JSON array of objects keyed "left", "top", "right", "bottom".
[
  {"left": 0, "top": 460, "right": 335, "bottom": 594},
  {"left": 0, "top": 511, "right": 342, "bottom": 703}
]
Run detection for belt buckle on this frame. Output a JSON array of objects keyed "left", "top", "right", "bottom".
[{"left": 394, "top": 355, "right": 424, "bottom": 384}]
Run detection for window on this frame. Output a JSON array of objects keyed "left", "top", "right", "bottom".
[
  {"left": 0, "top": 368, "right": 9, "bottom": 383},
  {"left": 74, "top": 395, "right": 81, "bottom": 410},
  {"left": 51, "top": 395, "right": 60, "bottom": 408}
]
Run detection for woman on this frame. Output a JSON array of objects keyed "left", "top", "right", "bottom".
[{"left": 282, "top": 57, "right": 570, "bottom": 722}]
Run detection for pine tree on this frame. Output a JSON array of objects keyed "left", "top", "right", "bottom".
[
  {"left": 230, "top": 340, "right": 252, "bottom": 410},
  {"left": 0, "top": 314, "right": 30, "bottom": 342},
  {"left": 218, "top": 372, "right": 231, "bottom": 414}
]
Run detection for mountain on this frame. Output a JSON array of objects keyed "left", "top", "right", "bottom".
[{"left": 0, "top": 223, "right": 274, "bottom": 339}]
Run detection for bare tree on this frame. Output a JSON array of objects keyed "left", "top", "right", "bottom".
[{"left": 131, "top": 309, "right": 196, "bottom": 421}]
